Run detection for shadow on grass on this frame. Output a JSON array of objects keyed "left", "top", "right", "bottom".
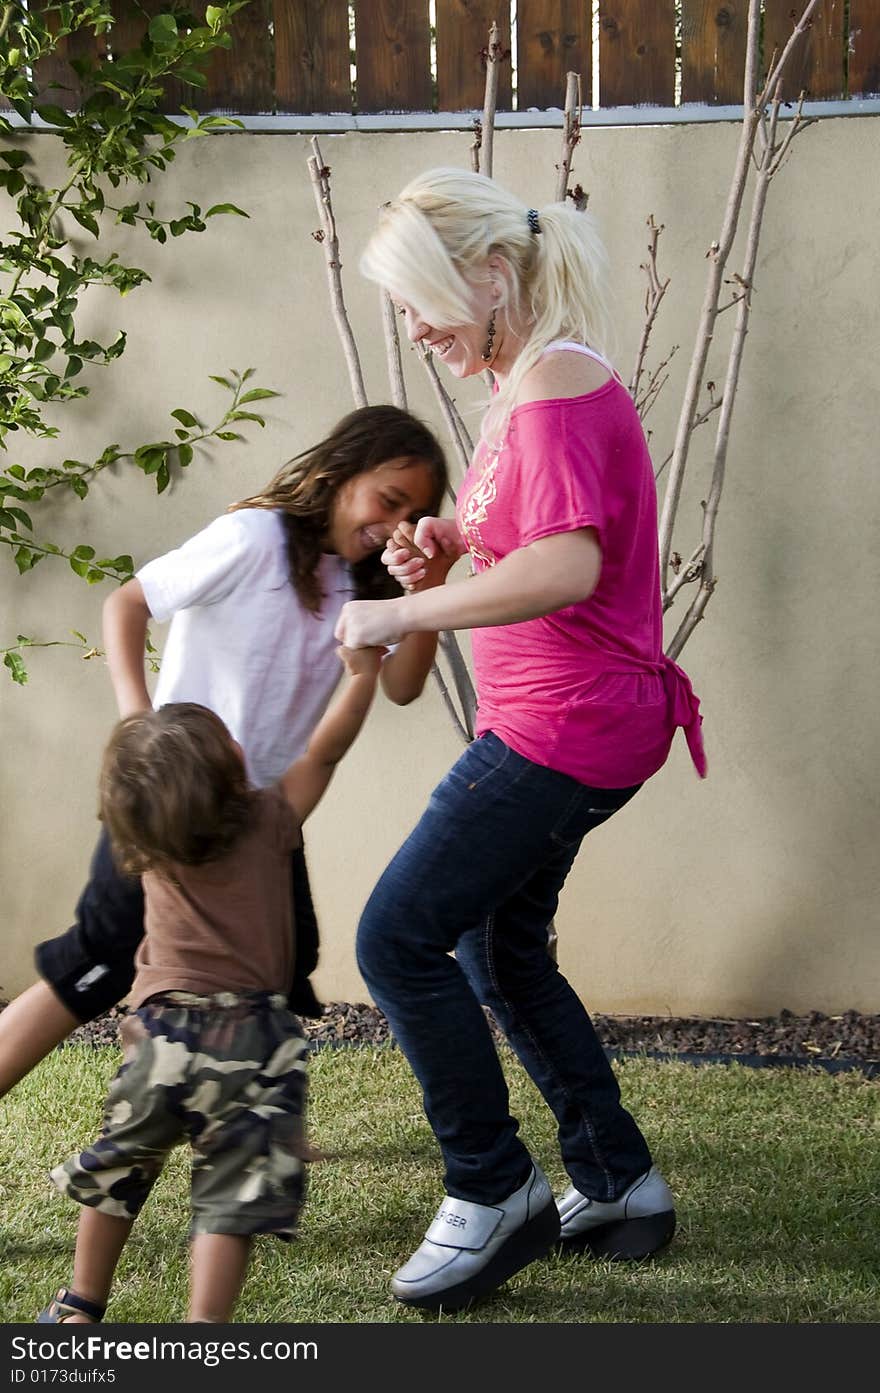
[{"left": 0, "top": 1234, "right": 75, "bottom": 1261}]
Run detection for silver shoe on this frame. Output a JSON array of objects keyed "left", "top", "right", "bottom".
[
  {"left": 391, "top": 1162, "right": 560, "bottom": 1311},
  {"left": 556, "top": 1164, "right": 676, "bottom": 1260}
]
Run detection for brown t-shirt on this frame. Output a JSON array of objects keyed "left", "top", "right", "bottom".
[{"left": 129, "top": 784, "right": 300, "bottom": 1010}]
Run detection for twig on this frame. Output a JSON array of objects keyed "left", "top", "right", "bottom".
[
  {"left": 437, "top": 631, "right": 476, "bottom": 742},
  {"left": 307, "top": 137, "right": 367, "bottom": 408},
  {"left": 480, "top": 21, "right": 501, "bottom": 181},
  {"left": 470, "top": 119, "right": 482, "bottom": 174},
  {"left": 768, "top": 92, "right": 815, "bottom": 174},
  {"left": 629, "top": 216, "right": 671, "bottom": 401},
  {"left": 662, "top": 542, "right": 707, "bottom": 609},
  {"left": 429, "top": 657, "right": 471, "bottom": 745},
  {"left": 657, "top": 0, "right": 763, "bottom": 592},
  {"left": 418, "top": 345, "right": 473, "bottom": 496},
  {"left": 654, "top": 395, "right": 722, "bottom": 481},
  {"left": 715, "top": 290, "right": 748, "bottom": 316},
  {"left": 638, "top": 370, "right": 670, "bottom": 423},
  {"left": 555, "top": 72, "right": 582, "bottom": 203},
  {"left": 666, "top": 78, "right": 811, "bottom": 659},
  {"left": 380, "top": 290, "right": 407, "bottom": 410},
  {"left": 764, "top": 0, "right": 823, "bottom": 97},
  {"left": 636, "top": 345, "right": 678, "bottom": 420}
]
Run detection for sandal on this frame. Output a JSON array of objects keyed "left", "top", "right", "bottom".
[{"left": 37, "top": 1287, "right": 106, "bottom": 1324}]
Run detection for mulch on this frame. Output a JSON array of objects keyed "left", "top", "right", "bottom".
[{"left": 46, "top": 1001, "right": 880, "bottom": 1068}]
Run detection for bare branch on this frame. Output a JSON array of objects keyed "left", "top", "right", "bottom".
[
  {"left": 638, "top": 370, "right": 670, "bottom": 422},
  {"left": 470, "top": 119, "right": 482, "bottom": 174},
  {"left": 764, "top": 0, "right": 823, "bottom": 98},
  {"left": 658, "top": 0, "right": 765, "bottom": 588},
  {"left": 716, "top": 291, "right": 748, "bottom": 316},
  {"left": 769, "top": 92, "right": 816, "bottom": 175},
  {"left": 663, "top": 542, "right": 707, "bottom": 609},
  {"left": 480, "top": 21, "right": 502, "bottom": 181},
  {"left": 380, "top": 290, "right": 407, "bottom": 410},
  {"left": 418, "top": 346, "right": 473, "bottom": 496},
  {"left": 629, "top": 216, "right": 672, "bottom": 401},
  {"left": 665, "top": 578, "right": 716, "bottom": 660},
  {"left": 666, "top": 53, "right": 793, "bottom": 658},
  {"left": 764, "top": 84, "right": 784, "bottom": 170},
  {"left": 307, "top": 138, "right": 367, "bottom": 408},
  {"left": 437, "top": 631, "right": 477, "bottom": 741},
  {"left": 654, "top": 395, "right": 722, "bottom": 481},
  {"left": 430, "top": 654, "right": 473, "bottom": 744},
  {"left": 555, "top": 72, "right": 582, "bottom": 203}
]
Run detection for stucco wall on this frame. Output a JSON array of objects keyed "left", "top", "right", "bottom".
[{"left": 2, "top": 117, "right": 878, "bottom": 1016}]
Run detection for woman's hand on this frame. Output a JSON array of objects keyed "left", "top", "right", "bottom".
[
  {"left": 382, "top": 516, "right": 466, "bottom": 591},
  {"left": 335, "top": 597, "right": 408, "bottom": 649}
]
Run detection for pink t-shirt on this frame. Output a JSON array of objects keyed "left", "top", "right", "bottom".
[{"left": 456, "top": 369, "right": 706, "bottom": 788}]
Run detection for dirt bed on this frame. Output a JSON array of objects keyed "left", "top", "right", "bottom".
[{"left": 50, "top": 1001, "right": 880, "bottom": 1065}]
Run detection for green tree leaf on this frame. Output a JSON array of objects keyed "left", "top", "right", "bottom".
[
  {"left": 35, "top": 105, "right": 74, "bottom": 128},
  {"left": 238, "top": 388, "right": 281, "bottom": 403},
  {"left": 4, "top": 651, "right": 28, "bottom": 685},
  {"left": 148, "top": 14, "right": 180, "bottom": 47}
]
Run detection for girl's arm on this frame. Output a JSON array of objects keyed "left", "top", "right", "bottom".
[
  {"left": 379, "top": 630, "right": 439, "bottom": 706},
  {"left": 335, "top": 528, "right": 601, "bottom": 649},
  {"left": 102, "top": 578, "right": 154, "bottom": 718},
  {"left": 282, "top": 647, "right": 382, "bottom": 824},
  {"left": 378, "top": 519, "right": 464, "bottom": 706}
]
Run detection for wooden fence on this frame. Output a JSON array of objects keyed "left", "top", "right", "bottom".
[{"left": 25, "top": 2, "right": 880, "bottom": 117}]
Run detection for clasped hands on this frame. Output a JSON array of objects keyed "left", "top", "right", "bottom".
[{"left": 334, "top": 516, "right": 464, "bottom": 649}]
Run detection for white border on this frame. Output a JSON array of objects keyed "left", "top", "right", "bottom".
[{"left": 5, "top": 100, "right": 880, "bottom": 134}]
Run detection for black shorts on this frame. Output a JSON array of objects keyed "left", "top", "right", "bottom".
[{"left": 35, "top": 829, "right": 323, "bottom": 1023}]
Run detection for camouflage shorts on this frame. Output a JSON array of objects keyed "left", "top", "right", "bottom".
[{"left": 51, "top": 991, "right": 309, "bottom": 1239}]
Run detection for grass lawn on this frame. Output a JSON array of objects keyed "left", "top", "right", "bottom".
[{"left": 1, "top": 1043, "right": 877, "bottom": 1324}]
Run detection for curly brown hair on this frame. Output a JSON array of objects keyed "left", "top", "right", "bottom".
[
  {"left": 99, "top": 704, "right": 256, "bottom": 879},
  {"left": 230, "top": 404, "right": 448, "bottom": 612}
]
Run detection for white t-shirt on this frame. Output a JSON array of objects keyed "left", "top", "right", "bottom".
[{"left": 137, "top": 509, "right": 354, "bottom": 788}]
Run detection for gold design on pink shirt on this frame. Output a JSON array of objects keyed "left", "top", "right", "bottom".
[{"left": 457, "top": 443, "right": 501, "bottom": 569}]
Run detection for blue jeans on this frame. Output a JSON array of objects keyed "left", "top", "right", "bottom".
[{"left": 357, "top": 732, "right": 653, "bottom": 1205}]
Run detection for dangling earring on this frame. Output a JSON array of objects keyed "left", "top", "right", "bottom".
[{"left": 481, "top": 307, "right": 497, "bottom": 362}]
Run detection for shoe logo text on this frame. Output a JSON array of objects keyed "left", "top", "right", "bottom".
[{"left": 437, "top": 1209, "right": 467, "bottom": 1229}]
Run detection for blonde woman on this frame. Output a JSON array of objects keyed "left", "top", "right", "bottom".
[{"left": 335, "top": 169, "right": 706, "bottom": 1312}]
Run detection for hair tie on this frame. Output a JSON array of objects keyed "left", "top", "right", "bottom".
[{"left": 527, "top": 208, "right": 541, "bottom": 235}]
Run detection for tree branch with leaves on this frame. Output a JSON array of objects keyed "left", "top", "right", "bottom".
[{"left": 1, "top": 1, "right": 280, "bottom": 683}]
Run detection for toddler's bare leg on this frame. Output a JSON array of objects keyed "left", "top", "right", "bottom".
[
  {"left": 0, "top": 980, "right": 80, "bottom": 1098},
  {"left": 189, "top": 1234, "right": 251, "bottom": 1323},
  {"left": 52, "top": 1208, "right": 134, "bottom": 1322}
]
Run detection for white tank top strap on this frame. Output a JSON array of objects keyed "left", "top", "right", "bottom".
[{"left": 541, "top": 339, "right": 623, "bottom": 384}]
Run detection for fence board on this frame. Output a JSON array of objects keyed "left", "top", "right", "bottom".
[
  {"left": 200, "top": 0, "right": 273, "bottom": 114},
  {"left": 15, "top": 0, "right": 880, "bottom": 117},
  {"left": 516, "top": 1, "right": 591, "bottom": 110},
  {"left": 598, "top": 0, "right": 676, "bottom": 106},
  {"left": 848, "top": 1, "right": 880, "bottom": 95},
  {"left": 436, "top": 2, "right": 512, "bottom": 111},
  {"left": 109, "top": 1, "right": 273, "bottom": 115},
  {"left": 354, "top": 1, "right": 432, "bottom": 113},
  {"left": 105, "top": 1, "right": 190, "bottom": 116},
  {"left": 31, "top": 6, "right": 104, "bottom": 112},
  {"left": 763, "top": 1, "right": 846, "bottom": 101},
  {"left": 275, "top": 0, "right": 351, "bottom": 113},
  {"left": 109, "top": 0, "right": 168, "bottom": 52},
  {"left": 680, "top": 1, "right": 747, "bottom": 105}
]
